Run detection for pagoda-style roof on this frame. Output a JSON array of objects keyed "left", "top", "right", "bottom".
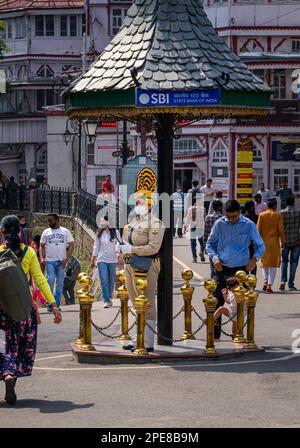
[{"left": 67, "top": 0, "right": 270, "bottom": 118}]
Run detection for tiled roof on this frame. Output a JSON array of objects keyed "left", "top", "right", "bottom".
[
  {"left": 73, "top": 0, "right": 269, "bottom": 93},
  {"left": 0, "top": 0, "right": 83, "bottom": 11}
]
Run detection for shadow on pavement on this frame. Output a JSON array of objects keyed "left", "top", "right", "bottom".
[{"left": 0, "top": 399, "right": 94, "bottom": 412}]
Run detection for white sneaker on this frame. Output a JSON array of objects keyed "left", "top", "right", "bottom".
[
  {"left": 108, "top": 300, "right": 113, "bottom": 307},
  {"left": 103, "top": 302, "right": 110, "bottom": 309}
]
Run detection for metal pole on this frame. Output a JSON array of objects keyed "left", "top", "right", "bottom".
[
  {"left": 121, "top": 119, "right": 128, "bottom": 166},
  {"left": 78, "top": 120, "right": 82, "bottom": 189},
  {"left": 156, "top": 113, "right": 175, "bottom": 346}
]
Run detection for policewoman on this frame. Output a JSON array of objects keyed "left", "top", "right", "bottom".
[{"left": 117, "top": 188, "right": 165, "bottom": 352}]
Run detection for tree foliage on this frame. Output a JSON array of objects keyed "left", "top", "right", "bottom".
[{"left": 0, "top": 20, "right": 9, "bottom": 59}]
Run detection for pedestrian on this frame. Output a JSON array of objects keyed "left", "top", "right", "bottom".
[
  {"left": 206, "top": 199, "right": 265, "bottom": 338},
  {"left": 101, "top": 175, "right": 115, "bottom": 195},
  {"left": 28, "top": 178, "right": 37, "bottom": 190},
  {"left": 6, "top": 176, "right": 18, "bottom": 209},
  {"left": 117, "top": 188, "right": 165, "bottom": 352},
  {"left": 18, "top": 214, "right": 31, "bottom": 246},
  {"left": 276, "top": 182, "right": 293, "bottom": 210},
  {"left": 172, "top": 186, "right": 184, "bottom": 238},
  {"left": 214, "top": 277, "right": 239, "bottom": 338},
  {"left": 257, "top": 182, "right": 270, "bottom": 204},
  {"left": 243, "top": 200, "right": 258, "bottom": 275},
  {"left": 63, "top": 254, "right": 81, "bottom": 305},
  {"left": 184, "top": 194, "right": 205, "bottom": 263},
  {"left": 200, "top": 178, "right": 215, "bottom": 215},
  {"left": 279, "top": 195, "right": 300, "bottom": 291},
  {"left": 185, "top": 180, "right": 201, "bottom": 208},
  {"left": 257, "top": 198, "right": 285, "bottom": 293},
  {"left": 254, "top": 193, "right": 267, "bottom": 215},
  {"left": 0, "top": 215, "right": 62, "bottom": 405},
  {"left": 208, "top": 190, "right": 225, "bottom": 215},
  {"left": 18, "top": 178, "right": 27, "bottom": 210},
  {"left": 40, "top": 177, "right": 50, "bottom": 190},
  {"left": 204, "top": 200, "right": 223, "bottom": 276},
  {"left": 91, "top": 217, "right": 120, "bottom": 308},
  {"left": 40, "top": 214, "right": 74, "bottom": 310}
]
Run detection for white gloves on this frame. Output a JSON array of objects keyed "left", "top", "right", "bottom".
[{"left": 115, "top": 242, "right": 133, "bottom": 255}]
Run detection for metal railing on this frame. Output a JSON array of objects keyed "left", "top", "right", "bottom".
[
  {"left": 76, "top": 189, "right": 119, "bottom": 231},
  {"left": 36, "top": 187, "right": 75, "bottom": 215}
]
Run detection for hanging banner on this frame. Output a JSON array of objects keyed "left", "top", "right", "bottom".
[{"left": 236, "top": 138, "right": 253, "bottom": 203}]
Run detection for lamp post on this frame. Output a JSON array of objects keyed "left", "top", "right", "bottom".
[{"left": 63, "top": 118, "right": 98, "bottom": 189}]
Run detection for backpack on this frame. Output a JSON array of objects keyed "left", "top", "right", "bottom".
[{"left": 0, "top": 248, "right": 32, "bottom": 322}]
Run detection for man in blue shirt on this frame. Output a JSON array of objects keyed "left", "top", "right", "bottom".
[{"left": 206, "top": 199, "right": 265, "bottom": 338}]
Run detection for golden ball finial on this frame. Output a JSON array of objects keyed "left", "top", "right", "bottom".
[
  {"left": 136, "top": 278, "right": 148, "bottom": 292},
  {"left": 246, "top": 274, "right": 257, "bottom": 289},
  {"left": 204, "top": 279, "right": 217, "bottom": 293},
  {"left": 235, "top": 270, "right": 247, "bottom": 285},
  {"left": 182, "top": 269, "right": 193, "bottom": 282},
  {"left": 117, "top": 270, "right": 126, "bottom": 284},
  {"left": 77, "top": 272, "right": 88, "bottom": 282},
  {"left": 78, "top": 274, "right": 92, "bottom": 288}
]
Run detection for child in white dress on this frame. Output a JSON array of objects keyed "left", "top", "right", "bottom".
[{"left": 214, "top": 277, "right": 239, "bottom": 337}]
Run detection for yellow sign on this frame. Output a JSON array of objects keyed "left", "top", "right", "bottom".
[{"left": 237, "top": 188, "right": 253, "bottom": 194}]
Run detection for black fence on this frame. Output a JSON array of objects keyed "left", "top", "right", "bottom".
[
  {"left": 0, "top": 186, "right": 30, "bottom": 211},
  {"left": 36, "top": 187, "right": 75, "bottom": 215}
]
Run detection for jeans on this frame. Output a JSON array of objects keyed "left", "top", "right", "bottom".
[
  {"left": 98, "top": 262, "right": 117, "bottom": 302},
  {"left": 173, "top": 209, "right": 183, "bottom": 237},
  {"left": 190, "top": 229, "right": 205, "bottom": 258},
  {"left": 46, "top": 261, "right": 65, "bottom": 306},
  {"left": 281, "top": 245, "right": 300, "bottom": 288}
]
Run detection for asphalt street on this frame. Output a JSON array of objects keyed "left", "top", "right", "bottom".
[{"left": 0, "top": 237, "right": 300, "bottom": 428}]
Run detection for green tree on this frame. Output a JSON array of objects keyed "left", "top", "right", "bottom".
[{"left": 0, "top": 20, "right": 9, "bottom": 58}]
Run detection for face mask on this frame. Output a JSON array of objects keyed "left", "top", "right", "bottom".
[
  {"left": 135, "top": 205, "right": 147, "bottom": 216},
  {"left": 20, "top": 223, "right": 26, "bottom": 228}
]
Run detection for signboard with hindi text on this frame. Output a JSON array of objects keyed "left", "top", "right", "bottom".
[
  {"left": 136, "top": 88, "right": 220, "bottom": 107},
  {"left": 236, "top": 138, "right": 253, "bottom": 204}
]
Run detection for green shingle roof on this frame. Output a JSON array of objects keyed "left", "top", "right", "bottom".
[{"left": 72, "top": 0, "right": 269, "bottom": 94}]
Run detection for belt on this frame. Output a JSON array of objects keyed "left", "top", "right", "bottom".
[{"left": 124, "top": 254, "right": 159, "bottom": 264}]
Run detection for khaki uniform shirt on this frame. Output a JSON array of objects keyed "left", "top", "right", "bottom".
[{"left": 123, "top": 214, "right": 165, "bottom": 256}]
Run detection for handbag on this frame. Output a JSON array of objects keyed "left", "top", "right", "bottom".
[{"left": 129, "top": 255, "right": 152, "bottom": 272}]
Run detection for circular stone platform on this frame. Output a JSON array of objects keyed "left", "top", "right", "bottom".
[{"left": 71, "top": 338, "right": 264, "bottom": 364}]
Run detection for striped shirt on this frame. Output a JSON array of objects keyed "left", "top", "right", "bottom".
[
  {"left": 204, "top": 212, "right": 223, "bottom": 244},
  {"left": 280, "top": 206, "right": 300, "bottom": 247}
]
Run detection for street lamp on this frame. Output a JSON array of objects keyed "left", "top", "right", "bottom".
[
  {"left": 83, "top": 119, "right": 99, "bottom": 143},
  {"left": 63, "top": 118, "right": 99, "bottom": 189}
]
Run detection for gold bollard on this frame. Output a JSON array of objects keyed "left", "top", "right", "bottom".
[
  {"left": 233, "top": 270, "right": 247, "bottom": 343},
  {"left": 181, "top": 269, "right": 195, "bottom": 340},
  {"left": 117, "top": 270, "right": 131, "bottom": 341},
  {"left": 77, "top": 274, "right": 95, "bottom": 351},
  {"left": 244, "top": 274, "right": 258, "bottom": 349},
  {"left": 203, "top": 279, "right": 218, "bottom": 354},
  {"left": 74, "top": 272, "right": 89, "bottom": 346},
  {"left": 133, "top": 278, "right": 149, "bottom": 355}
]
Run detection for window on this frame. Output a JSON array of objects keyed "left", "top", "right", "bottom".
[
  {"left": 36, "top": 89, "right": 54, "bottom": 111},
  {"left": 60, "top": 16, "right": 68, "bottom": 36},
  {"left": 35, "top": 15, "right": 54, "bottom": 37},
  {"left": 173, "top": 138, "right": 205, "bottom": 154},
  {"left": 253, "top": 145, "right": 262, "bottom": 162},
  {"left": 70, "top": 15, "right": 77, "bottom": 36},
  {"left": 273, "top": 70, "right": 286, "bottom": 99},
  {"left": 212, "top": 142, "right": 228, "bottom": 162},
  {"left": 292, "top": 40, "right": 300, "bottom": 54},
  {"left": 36, "top": 65, "right": 54, "bottom": 78},
  {"left": 111, "top": 8, "right": 128, "bottom": 35},
  {"left": 273, "top": 168, "right": 289, "bottom": 191},
  {"left": 211, "top": 167, "right": 228, "bottom": 177},
  {"left": 253, "top": 168, "right": 264, "bottom": 193},
  {"left": 15, "top": 17, "right": 25, "bottom": 39},
  {"left": 294, "top": 168, "right": 300, "bottom": 193},
  {"left": 87, "top": 143, "right": 95, "bottom": 165}
]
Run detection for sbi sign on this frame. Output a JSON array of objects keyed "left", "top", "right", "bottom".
[{"left": 136, "top": 88, "right": 220, "bottom": 107}]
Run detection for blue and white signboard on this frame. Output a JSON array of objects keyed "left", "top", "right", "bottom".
[{"left": 136, "top": 88, "right": 220, "bottom": 107}]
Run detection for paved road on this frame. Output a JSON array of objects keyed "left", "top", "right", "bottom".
[{"left": 0, "top": 236, "right": 300, "bottom": 428}]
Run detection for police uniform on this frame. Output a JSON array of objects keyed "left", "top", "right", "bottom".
[{"left": 122, "top": 214, "right": 164, "bottom": 322}]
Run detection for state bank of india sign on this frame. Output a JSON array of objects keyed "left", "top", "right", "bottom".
[{"left": 136, "top": 87, "right": 220, "bottom": 107}]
